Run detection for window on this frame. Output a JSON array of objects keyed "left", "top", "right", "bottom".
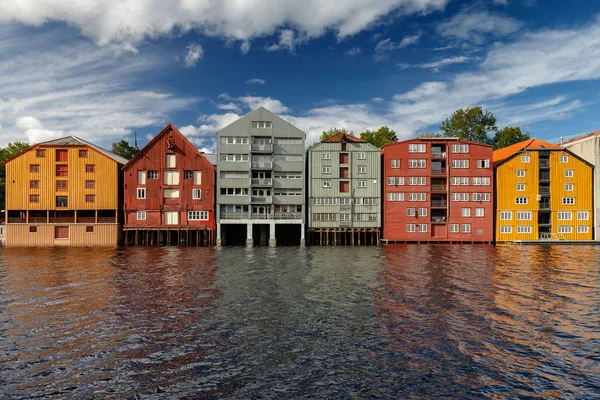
[
  {"left": 86, "top": 180, "right": 95, "bottom": 189},
  {"left": 565, "top": 169, "right": 574, "bottom": 178},
  {"left": 165, "top": 211, "right": 178, "bottom": 225},
  {"left": 166, "top": 154, "right": 176, "bottom": 168},
  {"left": 164, "top": 189, "right": 180, "bottom": 199},
  {"left": 557, "top": 226, "right": 572, "bottom": 234},
  {"left": 451, "top": 160, "right": 469, "bottom": 169},
  {"left": 137, "top": 188, "right": 146, "bottom": 199},
  {"left": 578, "top": 211, "right": 589, "bottom": 220},
  {"left": 193, "top": 171, "right": 202, "bottom": 185},
  {"left": 137, "top": 211, "right": 146, "bottom": 220},
  {"left": 322, "top": 152, "right": 331, "bottom": 160},
  {"left": 221, "top": 136, "right": 250, "bottom": 144},
  {"left": 408, "top": 193, "right": 427, "bottom": 201},
  {"left": 408, "top": 144, "right": 426, "bottom": 153},
  {"left": 477, "top": 159, "right": 490, "bottom": 168},
  {"left": 521, "top": 155, "right": 530, "bottom": 163},
  {"left": 79, "top": 150, "right": 88, "bottom": 158},
  {"left": 322, "top": 166, "right": 331, "bottom": 174},
  {"left": 475, "top": 208, "right": 485, "bottom": 217},
  {"left": 387, "top": 177, "right": 404, "bottom": 185},
  {"left": 184, "top": 170, "right": 193, "bottom": 179},
  {"left": 452, "top": 177, "right": 469, "bottom": 186},
  {"left": 462, "top": 224, "right": 471, "bottom": 233},
  {"left": 30, "top": 194, "right": 39, "bottom": 203},
  {"left": 56, "top": 149, "right": 68, "bottom": 162},
  {"left": 274, "top": 138, "right": 301, "bottom": 145},
  {"left": 357, "top": 152, "right": 366, "bottom": 159},
  {"left": 565, "top": 183, "right": 574, "bottom": 192},
  {"left": 406, "top": 224, "right": 416, "bottom": 233},
  {"left": 516, "top": 183, "right": 525, "bottom": 191},
  {"left": 517, "top": 212, "right": 532, "bottom": 220},
  {"left": 340, "top": 214, "right": 351, "bottom": 222},
  {"left": 407, "top": 208, "right": 416, "bottom": 217},
  {"left": 36, "top": 149, "right": 45, "bottom": 158},
  {"left": 55, "top": 226, "right": 69, "bottom": 239},
  {"left": 462, "top": 208, "right": 471, "bottom": 217},
  {"left": 391, "top": 159, "right": 400, "bottom": 168},
  {"left": 56, "top": 196, "right": 68, "bottom": 207},
  {"left": 223, "top": 153, "right": 249, "bottom": 162},
  {"left": 387, "top": 192, "right": 404, "bottom": 201},
  {"left": 188, "top": 211, "right": 209, "bottom": 220},
  {"left": 273, "top": 154, "right": 302, "bottom": 162},
  {"left": 562, "top": 197, "right": 575, "bottom": 205},
  {"left": 451, "top": 144, "right": 469, "bottom": 153},
  {"left": 500, "top": 211, "right": 513, "bottom": 220},
  {"left": 192, "top": 189, "right": 202, "bottom": 199},
  {"left": 56, "top": 180, "right": 68, "bottom": 191},
  {"left": 516, "top": 169, "right": 525, "bottom": 177},
  {"left": 220, "top": 188, "right": 249, "bottom": 196},
  {"left": 86, "top": 226, "right": 94, "bottom": 233},
  {"left": 408, "top": 159, "right": 426, "bottom": 168},
  {"left": 357, "top": 166, "right": 366, "bottom": 174},
  {"left": 323, "top": 181, "right": 332, "bottom": 188},
  {"left": 137, "top": 171, "right": 146, "bottom": 185},
  {"left": 30, "top": 180, "right": 39, "bottom": 189},
  {"left": 515, "top": 197, "right": 528, "bottom": 204},
  {"left": 418, "top": 224, "right": 428, "bottom": 233},
  {"left": 472, "top": 193, "right": 490, "bottom": 202},
  {"left": 578, "top": 225, "right": 589, "bottom": 233},
  {"left": 560, "top": 155, "right": 568, "bottom": 163},
  {"left": 164, "top": 171, "right": 180, "bottom": 185},
  {"left": 451, "top": 193, "right": 469, "bottom": 201},
  {"left": 30, "top": 164, "right": 40, "bottom": 173},
  {"left": 29, "top": 226, "right": 38, "bottom": 233},
  {"left": 557, "top": 212, "right": 572, "bottom": 220},
  {"left": 357, "top": 180, "right": 367, "bottom": 188},
  {"left": 418, "top": 208, "right": 427, "bottom": 217},
  {"left": 148, "top": 171, "right": 158, "bottom": 179},
  {"left": 450, "top": 224, "right": 459, "bottom": 233},
  {"left": 251, "top": 121, "right": 272, "bottom": 128},
  {"left": 56, "top": 165, "right": 68, "bottom": 177},
  {"left": 408, "top": 177, "right": 426, "bottom": 185},
  {"left": 85, "top": 194, "right": 95, "bottom": 203},
  {"left": 472, "top": 177, "right": 490, "bottom": 186},
  {"left": 85, "top": 164, "right": 95, "bottom": 173},
  {"left": 500, "top": 226, "right": 512, "bottom": 234}
]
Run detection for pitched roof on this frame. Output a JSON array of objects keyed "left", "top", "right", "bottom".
[
  {"left": 563, "top": 129, "right": 600, "bottom": 145},
  {"left": 493, "top": 138, "right": 561, "bottom": 163},
  {"left": 321, "top": 132, "right": 364, "bottom": 143}
]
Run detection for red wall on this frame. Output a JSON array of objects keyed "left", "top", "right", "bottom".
[
  {"left": 382, "top": 139, "right": 494, "bottom": 242},
  {"left": 123, "top": 124, "right": 215, "bottom": 229}
]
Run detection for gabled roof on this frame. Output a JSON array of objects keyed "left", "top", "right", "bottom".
[
  {"left": 217, "top": 106, "right": 305, "bottom": 139},
  {"left": 123, "top": 123, "right": 215, "bottom": 171},
  {"left": 563, "top": 129, "right": 600, "bottom": 145},
  {"left": 4, "top": 135, "right": 128, "bottom": 165},
  {"left": 493, "top": 139, "right": 561, "bottom": 163},
  {"left": 321, "top": 132, "right": 364, "bottom": 143}
]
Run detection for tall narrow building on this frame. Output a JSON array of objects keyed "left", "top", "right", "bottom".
[
  {"left": 122, "top": 124, "right": 216, "bottom": 245},
  {"left": 4, "top": 136, "right": 126, "bottom": 246},
  {"left": 382, "top": 138, "right": 494, "bottom": 243},
  {"left": 494, "top": 139, "right": 594, "bottom": 242},
  {"left": 216, "top": 107, "right": 306, "bottom": 246},
  {"left": 307, "top": 132, "right": 381, "bottom": 245}
]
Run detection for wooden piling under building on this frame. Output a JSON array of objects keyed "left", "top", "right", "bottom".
[
  {"left": 308, "top": 228, "right": 380, "bottom": 246},
  {"left": 123, "top": 227, "right": 216, "bottom": 247}
]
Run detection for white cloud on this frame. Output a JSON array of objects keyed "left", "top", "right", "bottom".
[
  {"left": 238, "top": 96, "right": 290, "bottom": 114},
  {"left": 183, "top": 42, "right": 204, "bottom": 68},
  {"left": 216, "top": 102, "right": 242, "bottom": 112},
  {"left": 240, "top": 41, "right": 251, "bottom": 54},
  {"left": 245, "top": 78, "right": 266, "bottom": 85},
  {"left": 437, "top": 9, "right": 522, "bottom": 44},
  {"left": 371, "top": 97, "right": 385, "bottom": 103},
  {"left": 396, "top": 63, "right": 411, "bottom": 70},
  {"left": 345, "top": 47, "right": 362, "bottom": 56},
  {"left": 398, "top": 56, "right": 472, "bottom": 71},
  {"left": 265, "top": 29, "right": 308, "bottom": 53},
  {"left": 374, "top": 35, "right": 421, "bottom": 61}
]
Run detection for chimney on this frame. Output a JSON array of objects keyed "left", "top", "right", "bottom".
[{"left": 560, "top": 136, "right": 563, "bottom": 147}]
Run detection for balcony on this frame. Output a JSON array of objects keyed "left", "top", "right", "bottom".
[
  {"left": 249, "top": 212, "right": 303, "bottom": 220},
  {"left": 540, "top": 203, "right": 550, "bottom": 211},
  {"left": 49, "top": 217, "right": 75, "bottom": 223},
  {"left": 251, "top": 178, "right": 272, "bottom": 187},
  {"left": 340, "top": 220, "right": 351, "bottom": 227},
  {"left": 251, "top": 196, "right": 273, "bottom": 203},
  {"left": 220, "top": 212, "right": 249, "bottom": 220},
  {"left": 539, "top": 159, "right": 550, "bottom": 169},
  {"left": 251, "top": 143, "right": 273, "bottom": 153},
  {"left": 28, "top": 217, "right": 47, "bottom": 223},
  {"left": 431, "top": 216, "right": 447, "bottom": 224},
  {"left": 431, "top": 152, "right": 447, "bottom": 159},
  {"left": 8, "top": 217, "right": 26, "bottom": 223},
  {"left": 431, "top": 185, "right": 447, "bottom": 192},
  {"left": 431, "top": 168, "right": 446, "bottom": 175},
  {"left": 431, "top": 200, "right": 447, "bottom": 208},
  {"left": 539, "top": 186, "right": 550, "bottom": 195},
  {"left": 98, "top": 217, "right": 116, "bottom": 223},
  {"left": 251, "top": 161, "right": 273, "bottom": 170}
]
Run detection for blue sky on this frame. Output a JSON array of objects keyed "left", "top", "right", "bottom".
[{"left": 1, "top": 0, "right": 599, "bottom": 151}]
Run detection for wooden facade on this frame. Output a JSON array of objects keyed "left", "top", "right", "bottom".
[
  {"left": 4, "top": 136, "right": 126, "bottom": 246},
  {"left": 122, "top": 124, "right": 216, "bottom": 246},
  {"left": 382, "top": 138, "right": 494, "bottom": 243},
  {"left": 495, "top": 140, "right": 594, "bottom": 242}
]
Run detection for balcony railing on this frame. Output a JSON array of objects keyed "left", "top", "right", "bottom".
[
  {"left": 431, "top": 216, "right": 447, "bottom": 223},
  {"left": 77, "top": 217, "right": 95, "bottom": 223},
  {"left": 251, "top": 161, "right": 273, "bottom": 169},
  {"left": 431, "top": 200, "right": 447, "bottom": 207},
  {"left": 28, "top": 217, "right": 47, "bottom": 223},
  {"left": 251, "top": 143, "right": 273, "bottom": 152},
  {"left": 249, "top": 212, "right": 303, "bottom": 220},
  {"left": 49, "top": 217, "right": 75, "bottom": 223},
  {"left": 251, "top": 178, "right": 272, "bottom": 186},
  {"left": 220, "top": 212, "right": 249, "bottom": 220},
  {"left": 431, "top": 152, "right": 447, "bottom": 159},
  {"left": 539, "top": 187, "right": 550, "bottom": 194},
  {"left": 98, "top": 217, "right": 116, "bottom": 223},
  {"left": 340, "top": 220, "right": 351, "bottom": 227},
  {"left": 431, "top": 168, "right": 446, "bottom": 175},
  {"left": 431, "top": 185, "right": 446, "bottom": 192},
  {"left": 8, "top": 218, "right": 26, "bottom": 223},
  {"left": 251, "top": 196, "right": 273, "bottom": 203},
  {"left": 539, "top": 160, "right": 550, "bottom": 168}
]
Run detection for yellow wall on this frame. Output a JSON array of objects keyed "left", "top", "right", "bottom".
[
  {"left": 6, "top": 146, "right": 120, "bottom": 210},
  {"left": 496, "top": 150, "right": 593, "bottom": 241},
  {"left": 6, "top": 224, "right": 119, "bottom": 246}
]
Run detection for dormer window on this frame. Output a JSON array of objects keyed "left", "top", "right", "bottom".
[{"left": 251, "top": 121, "right": 272, "bottom": 129}]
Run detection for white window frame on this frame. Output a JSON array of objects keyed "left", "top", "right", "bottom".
[
  {"left": 357, "top": 166, "right": 366, "bottom": 174},
  {"left": 136, "top": 211, "right": 146, "bottom": 220},
  {"left": 564, "top": 183, "right": 573, "bottom": 192},
  {"left": 194, "top": 171, "right": 202, "bottom": 185},
  {"left": 565, "top": 169, "right": 574, "bottom": 178},
  {"left": 418, "top": 208, "right": 427, "bottom": 217},
  {"left": 577, "top": 211, "right": 589, "bottom": 221},
  {"left": 323, "top": 180, "right": 332, "bottom": 188},
  {"left": 188, "top": 211, "right": 209, "bottom": 221},
  {"left": 516, "top": 183, "right": 525, "bottom": 191},
  {"left": 462, "top": 208, "right": 471, "bottom": 217},
  {"left": 500, "top": 211, "right": 512, "bottom": 220},
  {"left": 406, "top": 224, "right": 416, "bottom": 233},
  {"left": 515, "top": 197, "right": 528, "bottom": 204},
  {"left": 462, "top": 224, "right": 471, "bottom": 233},
  {"left": 148, "top": 171, "right": 159, "bottom": 179},
  {"left": 559, "top": 155, "right": 569, "bottom": 163},
  {"left": 475, "top": 208, "right": 485, "bottom": 217},
  {"left": 406, "top": 208, "right": 416, "bottom": 217},
  {"left": 500, "top": 226, "right": 512, "bottom": 234},
  {"left": 521, "top": 155, "right": 530, "bottom": 163},
  {"left": 562, "top": 197, "right": 575, "bottom": 205},
  {"left": 322, "top": 166, "right": 331, "bottom": 174},
  {"left": 166, "top": 154, "right": 176, "bottom": 168},
  {"left": 138, "top": 171, "right": 146, "bottom": 185},
  {"left": 322, "top": 152, "right": 331, "bottom": 160},
  {"left": 557, "top": 211, "right": 572, "bottom": 221},
  {"left": 391, "top": 159, "right": 400, "bottom": 169},
  {"left": 357, "top": 180, "right": 367, "bottom": 188},
  {"left": 192, "top": 189, "right": 202, "bottom": 199},
  {"left": 517, "top": 211, "right": 532, "bottom": 221},
  {"left": 557, "top": 226, "right": 573, "bottom": 234},
  {"left": 577, "top": 225, "right": 589, "bottom": 233},
  {"left": 517, "top": 226, "right": 532, "bottom": 234},
  {"left": 137, "top": 188, "right": 146, "bottom": 199},
  {"left": 418, "top": 224, "right": 428, "bottom": 233},
  {"left": 357, "top": 152, "right": 366, "bottom": 160},
  {"left": 516, "top": 169, "right": 525, "bottom": 177},
  {"left": 450, "top": 224, "right": 459, "bottom": 233}
]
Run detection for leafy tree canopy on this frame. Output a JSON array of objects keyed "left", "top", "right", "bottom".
[
  {"left": 440, "top": 106, "right": 497, "bottom": 145},
  {"left": 360, "top": 126, "right": 398, "bottom": 148},
  {"left": 493, "top": 126, "right": 530, "bottom": 150},
  {"left": 0, "top": 142, "right": 31, "bottom": 210},
  {"left": 418, "top": 132, "right": 443, "bottom": 138},
  {"left": 111, "top": 140, "right": 139, "bottom": 160},
  {"left": 320, "top": 127, "right": 353, "bottom": 142}
]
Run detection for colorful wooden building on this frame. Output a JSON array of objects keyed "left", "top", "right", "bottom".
[
  {"left": 494, "top": 139, "right": 594, "bottom": 242},
  {"left": 122, "top": 124, "right": 216, "bottom": 246},
  {"left": 307, "top": 132, "right": 381, "bottom": 245},
  {"left": 382, "top": 138, "right": 494, "bottom": 243},
  {"left": 4, "top": 136, "right": 126, "bottom": 246}
]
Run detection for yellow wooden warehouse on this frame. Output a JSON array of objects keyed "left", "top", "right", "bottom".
[
  {"left": 4, "top": 136, "right": 127, "bottom": 246},
  {"left": 494, "top": 139, "right": 594, "bottom": 243}
]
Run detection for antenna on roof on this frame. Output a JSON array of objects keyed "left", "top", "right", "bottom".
[{"left": 133, "top": 130, "right": 139, "bottom": 151}]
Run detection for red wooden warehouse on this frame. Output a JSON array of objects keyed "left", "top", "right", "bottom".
[
  {"left": 381, "top": 138, "right": 494, "bottom": 243},
  {"left": 122, "top": 124, "right": 216, "bottom": 245}
]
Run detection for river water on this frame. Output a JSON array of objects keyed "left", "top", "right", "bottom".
[{"left": 1, "top": 245, "right": 599, "bottom": 399}]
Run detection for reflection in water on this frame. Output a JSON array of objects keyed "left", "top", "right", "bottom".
[{"left": 0, "top": 245, "right": 599, "bottom": 398}]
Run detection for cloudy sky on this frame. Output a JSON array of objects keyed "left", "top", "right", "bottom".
[{"left": 1, "top": 0, "right": 599, "bottom": 151}]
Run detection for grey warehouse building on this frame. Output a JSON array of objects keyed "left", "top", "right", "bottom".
[{"left": 216, "top": 107, "right": 306, "bottom": 246}]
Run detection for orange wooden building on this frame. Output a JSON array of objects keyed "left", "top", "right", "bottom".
[
  {"left": 122, "top": 124, "right": 216, "bottom": 246},
  {"left": 4, "top": 136, "right": 127, "bottom": 246}
]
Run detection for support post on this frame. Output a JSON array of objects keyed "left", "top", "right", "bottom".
[
  {"left": 246, "top": 223, "right": 253, "bottom": 246},
  {"left": 269, "top": 223, "right": 276, "bottom": 246}
]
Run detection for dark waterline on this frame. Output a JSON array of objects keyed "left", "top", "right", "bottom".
[{"left": 1, "top": 245, "right": 600, "bottom": 399}]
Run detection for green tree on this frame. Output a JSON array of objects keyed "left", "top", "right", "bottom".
[
  {"left": 0, "top": 142, "right": 31, "bottom": 211},
  {"left": 493, "top": 126, "right": 530, "bottom": 150},
  {"left": 111, "top": 140, "right": 139, "bottom": 160},
  {"left": 320, "top": 127, "right": 353, "bottom": 142},
  {"left": 360, "top": 126, "right": 398, "bottom": 148},
  {"left": 440, "top": 106, "right": 497, "bottom": 145},
  {"left": 418, "top": 132, "right": 443, "bottom": 138}
]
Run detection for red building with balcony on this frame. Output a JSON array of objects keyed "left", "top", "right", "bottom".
[
  {"left": 381, "top": 138, "right": 494, "bottom": 243},
  {"left": 122, "top": 124, "right": 216, "bottom": 246}
]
